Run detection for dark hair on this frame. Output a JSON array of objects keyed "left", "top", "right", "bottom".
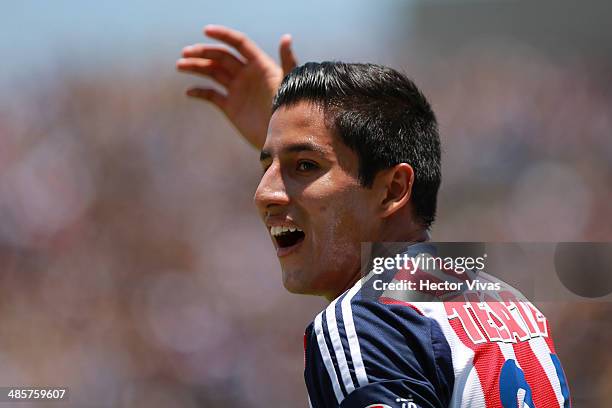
[{"left": 272, "top": 62, "right": 441, "bottom": 228}]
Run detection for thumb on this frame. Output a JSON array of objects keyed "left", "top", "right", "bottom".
[{"left": 279, "top": 34, "right": 298, "bottom": 75}]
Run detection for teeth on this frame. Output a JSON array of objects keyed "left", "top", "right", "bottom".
[{"left": 270, "top": 225, "right": 303, "bottom": 236}]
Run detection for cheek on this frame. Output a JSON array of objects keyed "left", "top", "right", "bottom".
[
  {"left": 300, "top": 175, "right": 374, "bottom": 250},
  {"left": 311, "top": 192, "right": 368, "bottom": 255},
  {"left": 316, "top": 205, "right": 365, "bottom": 281}
]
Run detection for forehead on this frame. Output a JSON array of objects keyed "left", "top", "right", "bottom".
[{"left": 265, "top": 101, "right": 335, "bottom": 153}]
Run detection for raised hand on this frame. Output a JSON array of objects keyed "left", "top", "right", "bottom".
[{"left": 177, "top": 25, "right": 298, "bottom": 149}]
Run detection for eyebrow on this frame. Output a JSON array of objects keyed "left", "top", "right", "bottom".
[{"left": 259, "top": 142, "right": 330, "bottom": 162}]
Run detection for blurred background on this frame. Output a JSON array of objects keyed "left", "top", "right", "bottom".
[{"left": 1, "top": 0, "right": 611, "bottom": 406}]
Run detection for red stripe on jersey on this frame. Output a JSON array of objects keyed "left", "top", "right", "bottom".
[
  {"left": 449, "top": 318, "right": 505, "bottom": 408},
  {"left": 513, "top": 340, "right": 559, "bottom": 408},
  {"left": 544, "top": 320, "right": 557, "bottom": 354},
  {"left": 378, "top": 296, "right": 424, "bottom": 316}
]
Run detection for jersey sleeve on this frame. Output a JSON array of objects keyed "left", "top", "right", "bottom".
[{"left": 304, "top": 293, "right": 454, "bottom": 408}]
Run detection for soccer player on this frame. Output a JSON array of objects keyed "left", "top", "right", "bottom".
[{"left": 177, "top": 25, "right": 571, "bottom": 408}]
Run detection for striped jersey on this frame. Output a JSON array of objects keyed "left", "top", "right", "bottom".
[{"left": 304, "top": 244, "right": 571, "bottom": 408}]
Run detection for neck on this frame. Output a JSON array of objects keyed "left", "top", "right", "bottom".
[
  {"left": 324, "top": 269, "right": 362, "bottom": 302},
  {"left": 383, "top": 216, "right": 430, "bottom": 242},
  {"left": 324, "top": 225, "right": 430, "bottom": 302}
]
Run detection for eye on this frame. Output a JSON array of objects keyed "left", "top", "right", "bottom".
[{"left": 296, "top": 160, "right": 318, "bottom": 172}]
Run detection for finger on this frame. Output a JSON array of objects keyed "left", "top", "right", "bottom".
[
  {"left": 204, "top": 25, "right": 262, "bottom": 61},
  {"left": 279, "top": 34, "right": 298, "bottom": 74},
  {"left": 176, "top": 58, "right": 232, "bottom": 88},
  {"left": 186, "top": 87, "right": 227, "bottom": 111},
  {"left": 182, "top": 44, "right": 244, "bottom": 76}
]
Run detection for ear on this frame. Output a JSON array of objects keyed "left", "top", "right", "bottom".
[{"left": 377, "top": 163, "right": 414, "bottom": 218}]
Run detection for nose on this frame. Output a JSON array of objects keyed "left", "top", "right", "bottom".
[{"left": 254, "top": 161, "right": 290, "bottom": 214}]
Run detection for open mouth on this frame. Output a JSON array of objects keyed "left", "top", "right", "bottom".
[{"left": 270, "top": 226, "right": 305, "bottom": 254}]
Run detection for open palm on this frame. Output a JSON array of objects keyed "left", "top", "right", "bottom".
[{"left": 177, "top": 25, "right": 297, "bottom": 149}]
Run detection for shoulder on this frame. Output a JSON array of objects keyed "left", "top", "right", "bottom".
[{"left": 304, "top": 280, "right": 454, "bottom": 407}]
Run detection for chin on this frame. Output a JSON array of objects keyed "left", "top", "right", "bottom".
[
  {"left": 281, "top": 270, "right": 315, "bottom": 295},
  {"left": 282, "top": 277, "right": 310, "bottom": 294}
]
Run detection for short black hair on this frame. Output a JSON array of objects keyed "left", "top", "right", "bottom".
[{"left": 272, "top": 62, "right": 441, "bottom": 228}]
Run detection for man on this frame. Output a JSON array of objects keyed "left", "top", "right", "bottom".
[{"left": 177, "top": 25, "right": 571, "bottom": 407}]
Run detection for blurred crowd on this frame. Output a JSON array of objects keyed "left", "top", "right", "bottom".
[{"left": 0, "top": 42, "right": 611, "bottom": 406}]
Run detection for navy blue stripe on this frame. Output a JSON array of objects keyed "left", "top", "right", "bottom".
[
  {"left": 334, "top": 293, "right": 360, "bottom": 390},
  {"left": 321, "top": 309, "right": 348, "bottom": 397}
]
